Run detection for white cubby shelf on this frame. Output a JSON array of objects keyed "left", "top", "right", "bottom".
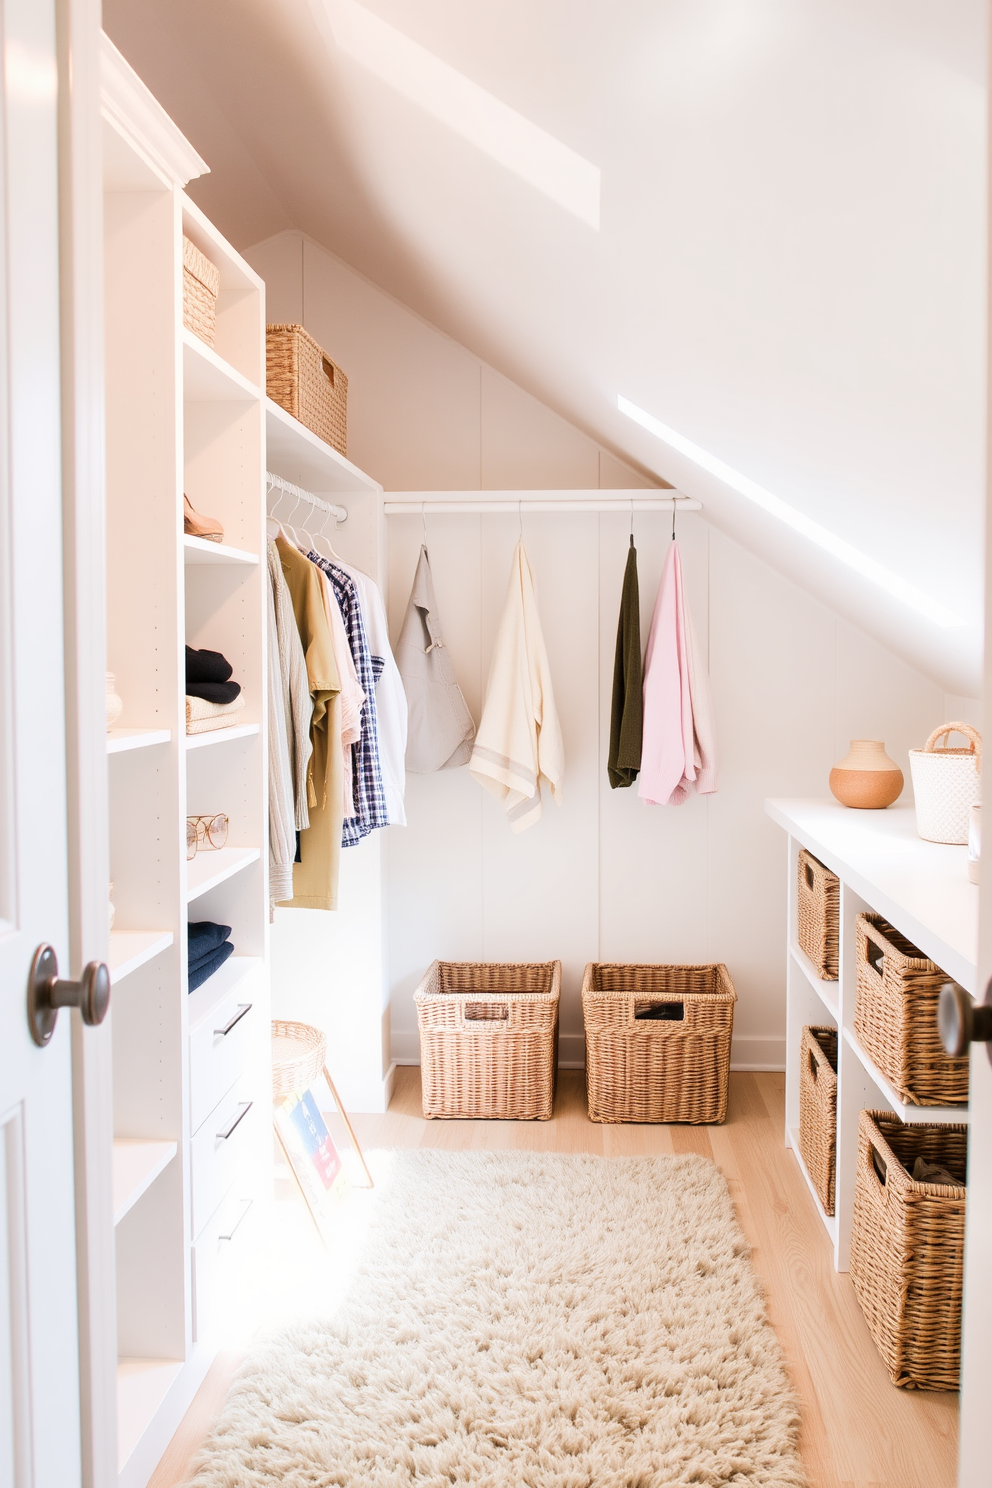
[
  {"left": 183, "top": 535, "right": 259, "bottom": 566},
  {"left": 107, "top": 728, "right": 171, "bottom": 754},
  {"left": 186, "top": 847, "right": 261, "bottom": 902},
  {"left": 113, "top": 1139, "right": 178, "bottom": 1226},
  {"left": 108, "top": 930, "right": 174, "bottom": 985},
  {"left": 768, "top": 798, "right": 975, "bottom": 1274}
]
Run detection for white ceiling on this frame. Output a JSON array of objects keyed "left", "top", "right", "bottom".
[{"left": 103, "top": 0, "right": 988, "bottom": 693}]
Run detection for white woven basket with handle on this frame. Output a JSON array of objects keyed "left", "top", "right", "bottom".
[{"left": 909, "top": 723, "right": 981, "bottom": 844}]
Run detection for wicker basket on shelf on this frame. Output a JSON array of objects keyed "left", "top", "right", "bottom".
[
  {"left": 266, "top": 323, "right": 348, "bottom": 454},
  {"left": 415, "top": 961, "right": 560, "bottom": 1120},
  {"left": 854, "top": 913, "right": 967, "bottom": 1106},
  {"left": 582, "top": 963, "right": 736, "bottom": 1124},
  {"left": 798, "top": 1025, "right": 838, "bottom": 1215},
  {"left": 797, "top": 849, "right": 839, "bottom": 979},
  {"left": 182, "top": 235, "right": 220, "bottom": 348},
  {"left": 849, "top": 1109, "right": 967, "bottom": 1390}
]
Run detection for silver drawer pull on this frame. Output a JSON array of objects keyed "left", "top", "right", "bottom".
[
  {"left": 214, "top": 1003, "right": 252, "bottom": 1037},
  {"left": 216, "top": 1101, "right": 252, "bottom": 1140},
  {"left": 218, "top": 1198, "right": 253, "bottom": 1242}
]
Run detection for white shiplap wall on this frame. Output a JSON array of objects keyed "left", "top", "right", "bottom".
[{"left": 247, "top": 229, "right": 968, "bottom": 1078}]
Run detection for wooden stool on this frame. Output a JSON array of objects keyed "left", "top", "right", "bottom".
[{"left": 271, "top": 1019, "right": 373, "bottom": 1190}]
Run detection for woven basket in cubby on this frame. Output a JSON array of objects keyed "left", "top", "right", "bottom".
[
  {"left": 797, "top": 849, "right": 839, "bottom": 979},
  {"left": 854, "top": 913, "right": 967, "bottom": 1106},
  {"left": 182, "top": 235, "right": 219, "bottom": 347},
  {"left": 798, "top": 1025, "right": 837, "bottom": 1215},
  {"left": 849, "top": 1109, "right": 967, "bottom": 1390},
  {"left": 266, "top": 323, "right": 348, "bottom": 454}
]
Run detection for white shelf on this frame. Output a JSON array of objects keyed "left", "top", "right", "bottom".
[
  {"left": 766, "top": 799, "right": 978, "bottom": 992},
  {"left": 187, "top": 954, "right": 263, "bottom": 1031},
  {"left": 787, "top": 1126, "right": 838, "bottom": 1244},
  {"left": 117, "top": 1358, "right": 184, "bottom": 1473},
  {"left": 183, "top": 535, "right": 259, "bottom": 566},
  {"left": 265, "top": 396, "right": 380, "bottom": 495},
  {"left": 841, "top": 1026, "right": 969, "bottom": 1125},
  {"left": 185, "top": 722, "right": 259, "bottom": 751},
  {"left": 107, "top": 728, "right": 171, "bottom": 755},
  {"left": 113, "top": 1139, "right": 178, "bottom": 1226},
  {"left": 109, "top": 930, "right": 174, "bottom": 985},
  {"left": 182, "top": 329, "right": 260, "bottom": 403},
  {"left": 789, "top": 943, "right": 840, "bottom": 1021},
  {"left": 186, "top": 846, "right": 260, "bottom": 902}
]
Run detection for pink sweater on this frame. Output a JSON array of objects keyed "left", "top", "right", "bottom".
[{"left": 637, "top": 541, "right": 717, "bottom": 806}]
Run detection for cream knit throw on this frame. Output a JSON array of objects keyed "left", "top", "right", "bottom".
[
  {"left": 187, "top": 1150, "right": 805, "bottom": 1488},
  {"left": 470, "top": 541, "right": 563, "bottom": 832}
]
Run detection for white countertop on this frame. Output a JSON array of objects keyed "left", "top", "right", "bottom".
[{"left": 765, "top": 799, "right": 978, "bottom": 992}]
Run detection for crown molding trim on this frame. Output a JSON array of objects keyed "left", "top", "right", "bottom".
[{"left": 100, "top": 32, "right": 208, "bottom": 187}]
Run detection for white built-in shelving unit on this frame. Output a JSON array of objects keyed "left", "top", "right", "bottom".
[
  {"left": 101, "top": 36, "right": 270, "bottom": 1488},
  {"left": 766, "top": 799, "right": 976, "bottom": 1271}
]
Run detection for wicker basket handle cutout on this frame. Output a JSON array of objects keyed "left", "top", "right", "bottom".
[
  {"left": 808, "top": 1047, "right": 819, "bottom": 1080},
  {"left": 869, "top": 1141, "right": 888, "bottom": 1189},
  {"left": 321, "top": 356, "right": 336, "bottom": 388},
  {"left": 923, "top": 722, "right": 982, "bottom": 770},
  {"left": 462, "top": 1000, "right": 510, "bottom": 1028},
  {"left": 632, "top": 1000, "right": 686, "bottom": 1028}
]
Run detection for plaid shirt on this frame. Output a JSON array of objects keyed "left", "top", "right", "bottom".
[{"left": 306, "top": 552, "right": 389, "bottom": 846}]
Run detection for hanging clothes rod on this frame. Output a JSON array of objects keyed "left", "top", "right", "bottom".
[
  {"left": 266, "top": 470, "right": 347, "bottom": 524},
  {"left": 383, "top": 490, "right": 702, "bottom": 516}
]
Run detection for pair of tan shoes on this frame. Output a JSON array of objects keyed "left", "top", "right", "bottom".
[{"left": 184, "top": 494, "right": 224, "bottom": 543}]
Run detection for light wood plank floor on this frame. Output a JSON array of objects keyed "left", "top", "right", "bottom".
[{"left": 150, "top": 1068, "right": 957, "bottom": 1488}]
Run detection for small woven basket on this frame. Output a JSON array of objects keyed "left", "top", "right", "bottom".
[
  {"left": 415, "top": 961, "right": 560, "bottom": 1120},
  {"left": 266, "top": 323, "right": 348, "bottom": 454},
  {"left": 796, "top": 849, "right": 839, "bottom": 980},
  {"left": 798, "top": 1025, "right": 837, "bottom": 1215},
  {"left": 582, "top": 963, "right": 736, "bottom": 1124},
  {"left": 854, "top": 913, "right": 967, "bottom": 1105},
  {"left": 271, "top": 1019, "right": 326, "bottom": 1100},
  {"left": 909, "top": 722, "right": 981, "bottom": 844},
  {"left": 182, "top": 235, "right": 219, "bottom": 348},
  {"left": 849, "top": 1110, "right": 967, "bottom": 1390}
]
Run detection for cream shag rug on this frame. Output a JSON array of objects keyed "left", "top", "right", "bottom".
[{"left": 189, "top": 1151, "right": 806, "bottom": 1487}]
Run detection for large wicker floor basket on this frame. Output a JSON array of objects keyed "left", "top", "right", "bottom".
[
  {"left": 266, "top": 323, "right": 348, "bottom": 454},
  {"left": 798, "top": 1025, "right": 838, "bottom": 1215},
  {"left": 854, "top": 913, "right": 967, "bottom": 1105},
  {"left": 797, "top": 849, "right": 839, "bottom": 979},
  {"left": 415, "top": 961, "right": 560, "bottom": 1120},
  {"left": 582, "top": 963, "right": 736, "bottom": 1123},
  {"left": 849, "top": 1110, "right": 967, "bottom": 1390}
]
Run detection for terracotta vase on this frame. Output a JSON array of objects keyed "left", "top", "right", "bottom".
[{"left": 829, "top": 740, "right": 903, "bottom": 809}]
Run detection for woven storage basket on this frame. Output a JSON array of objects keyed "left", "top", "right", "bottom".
[
  {"left": 582, "top": 963, "right": 736, "bottom": 1124},
  {"left": 415, "top": 961, "right": 560, "bottom": 1120},
  {"left": 798, "top": 1025, "right": 838, "bottom": 1215},
  {"left": 854, "top": 913, "right": 968, "bottom": 1106},
  {"left": 267, "top": 323, "right": 348, "bottom": 454},
  {"left": 796, "top": 849, "right": 839, "bottom": 980},
  {"left": 182, "top": 235, "right": 219, "bottom": 347},
  {"left": 271, "top": 1019, "right": 326, "bottom": 1100},
  {"left": 850, "top": 1109, "right": 967, "bottom": 1390},
  {"left": 909, "top": 722, "right": 981, "bottom": 845}
]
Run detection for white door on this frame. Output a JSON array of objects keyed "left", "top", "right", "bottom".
[{"left": 0, "top": 0, "right": 88, "bottom": 1484}]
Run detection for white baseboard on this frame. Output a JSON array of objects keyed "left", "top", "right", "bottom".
[{"left": 392, "top": 1031, "right": 785, "bottom": 1073}]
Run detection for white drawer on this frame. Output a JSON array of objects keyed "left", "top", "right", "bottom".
[
  {"left": 192, "top": 1187, "right": 254, "bottom": 1344},
  {"left": 190, "top": 1072, "right": 259, "bottom": 1238},
  {"left": 189, "top": 971, "right": 259, "bottom": 1134}
]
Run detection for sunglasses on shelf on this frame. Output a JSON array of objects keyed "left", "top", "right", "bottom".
[{"left": 186, "top": 813, "right": 229, "bottom": 860}]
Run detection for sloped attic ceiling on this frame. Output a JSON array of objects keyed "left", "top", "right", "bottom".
[{"left": 103, "top": 0, "right": 987, "bottom": 694}]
